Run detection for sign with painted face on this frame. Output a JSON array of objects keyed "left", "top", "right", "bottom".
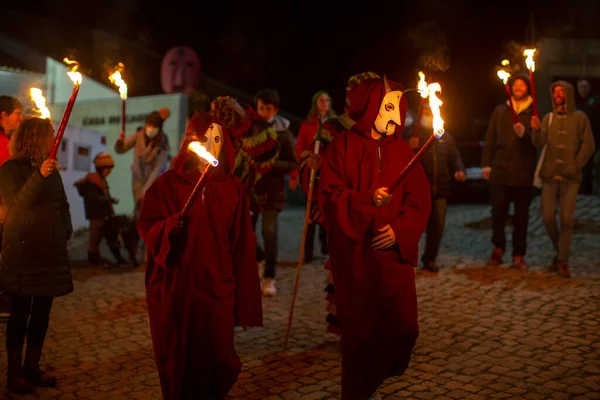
[{"left": 161, "top": 46, "right": 201, "bottom": 94}]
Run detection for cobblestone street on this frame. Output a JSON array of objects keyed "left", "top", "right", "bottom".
[{"left": 1, "top": 195, "right": 599, "bottom": 399}]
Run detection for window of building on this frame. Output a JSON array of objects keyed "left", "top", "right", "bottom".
[
  {"left": 73, "top": 143, "right": 91, "bottom": 171},
  {"left": 58, "top": 139, "right": 69, "bottom": 170}
]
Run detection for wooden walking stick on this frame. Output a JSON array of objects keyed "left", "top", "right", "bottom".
[{"left": 284, "top": 121, "right": 322, "bottom": 349}]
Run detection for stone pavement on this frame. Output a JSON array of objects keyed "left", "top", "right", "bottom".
[{"left": 0, "top": 195, "right": 599, "bottom": 399}]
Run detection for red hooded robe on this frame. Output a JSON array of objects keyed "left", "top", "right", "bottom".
[
  {"left": 137, "top": 111, "right": 263, "bottom": 400},
  {"left": 319, "top": 78, "right": 431, "bottom": 399}
]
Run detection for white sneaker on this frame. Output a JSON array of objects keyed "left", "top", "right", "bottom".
[
  {"left": 263, "top": 278, "right": 277, "bottom": 297},
  {"left": 368, "top": 390, "right": 382, "bottom": 400}
]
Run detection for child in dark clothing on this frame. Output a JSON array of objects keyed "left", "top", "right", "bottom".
[{"left": 74, "top": 153, "right": 138, "bottom": 267}]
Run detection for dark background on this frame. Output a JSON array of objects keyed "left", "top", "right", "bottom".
[{"left": 2, "top": 0, "right": 600, "bottom": 143}]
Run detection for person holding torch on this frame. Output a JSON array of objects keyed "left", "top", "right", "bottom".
[
  {"left": 137, "top": 111, "right": 262, "bottom": 400},
  {"left": 482, "top": 73, "right": 538, "bottom": 270},
  {"left": 319, "top": 74, "right": 431, "bottom": 400}
]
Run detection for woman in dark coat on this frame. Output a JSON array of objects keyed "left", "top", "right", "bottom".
[{"left": 0, "top": 117, "right": 73, "bottom": 394}]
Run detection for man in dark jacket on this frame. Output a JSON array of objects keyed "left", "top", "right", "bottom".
[
  {"left": 408, "top": 104, "right": 466, "bottom": 272},
  {"left": 482, "top": 74, "right": 538, "bottom": 270},
  {"left": 531, "top": 80, "right": 595, "bottom": 278},
  {"left": 252, "top": 89, "right": 298, "bottom": 296}
]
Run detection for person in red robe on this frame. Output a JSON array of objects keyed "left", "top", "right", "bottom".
[
  {"left": 319, "top": 75, "right": 431, "bottom": 400},
  {"left": 137, "top": 111, "right": 263, "bottom": 400}
]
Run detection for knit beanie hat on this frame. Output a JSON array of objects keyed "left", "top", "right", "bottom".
[
  {"left": 146, "top": 107, "right": 171, "bottom": 129},
  {"left": 93, "top": 152, "right": 115, "bottom": 169}
]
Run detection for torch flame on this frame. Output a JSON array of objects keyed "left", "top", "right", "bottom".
[
  {"left": 497, "top": 70, "right": 511, "bottom": 85},
  {"left": 29, "top": 88, "right": 51, "bottom": 119},
  {"left": 63, "top": 58, "right": 82, "bottom": 85},
  {"left": 523, "top": 48, "right": 536, "bottom": 72},
  {"left": 501, "top": 59, "right": 510, "bottom": 66},
  {"left": 108, "top": 63, "right": 128, "bottom": 100},
  {"left": 188, "top": 141, "right": 219, "bottom": 167},
  {"left": 428, "top": 82, "right": 444, "bottom": 138},
  {"left": 417, "top": 71, "right": 429, "bottom": 99}
]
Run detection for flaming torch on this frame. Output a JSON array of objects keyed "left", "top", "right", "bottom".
[
  {"left": 412, "top": 71, "right": 429, "bottom": 139},
  {"left": 497, "top": 66, "right": 518, "bottom": 124},
  {"left": 388, "top": 82, "right": 445, "bottom": 194},
  {"left": 109, "top": 63, "right": 128, "bottom": 133},
  {"left": 180, "top": 141, "right": 219, "bottom": 217},
  {"left": 50, "top": 58, "right": 83, "bottom": 160},
  {"left": 29, "top": 88, "right": 51, "bottom": 120},
  {"left": 523, "top": 49, "right": 538, "bottom": 117}
]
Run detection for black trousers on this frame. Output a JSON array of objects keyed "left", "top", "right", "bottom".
[
  {"left": 6, "top": 295, "right": 53, "bottom": 350},
  {"left": 305, "top": 222, "right": 327, "bottom": 262},
  {"left": 489, "top": 184, "right": 534, "bottom": 257},
  {"left": 251, "top": 209, "right": 280, "bottom": 279},
  {"left": 422, "top": 198, "right": 447, "bottom": 263}
]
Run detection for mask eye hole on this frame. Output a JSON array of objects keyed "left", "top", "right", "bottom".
[
  {"left": 200, "top": 136, "right": 208, "bottom": 143},
  {"left": 385, "top": 103, "right": 395, "bottom": 112},
  {"left": 214, "top": 136, "right": 221, "bottom": 143}
]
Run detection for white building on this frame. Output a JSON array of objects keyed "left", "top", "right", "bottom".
[{"left": 0, "top": 58, "right": 187, "bottom": 230}]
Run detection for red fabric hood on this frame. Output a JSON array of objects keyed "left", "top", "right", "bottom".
[
  {"left": 346, "top": 77, "right": 408, "bottom": 141},
  {"left": 171, "top": 110, "right": 236, "bottom": 182}
]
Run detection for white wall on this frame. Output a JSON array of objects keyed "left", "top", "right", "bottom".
[
  {"left": 49, "top": 93, "right": 188, "bottom": 215},
  {"left": 0, "top": 68, "right": 46, "bottom": 107},
  {"left": 52, "top": 124, "right": 107, "bottom": 232}
]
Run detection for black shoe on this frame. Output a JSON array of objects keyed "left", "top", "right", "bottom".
[
  {"left": 109, "top": 245, "right": 128, "bottom": 265},
  {"left": 548, "top": 256, "right": 559, "bottom": 272},
  {"left": 87, "top": 251, "right": 113, "bottom": 268},
  {"left": 422, "top": 260, "right": 439, "bottom": 273},
  {"left": 321, "top": 242, "right": 328, "bottom": 256}
]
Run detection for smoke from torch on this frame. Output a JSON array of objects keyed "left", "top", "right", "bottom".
[{"left": 29, "top": 88, "right": 51, "bottom": 119}]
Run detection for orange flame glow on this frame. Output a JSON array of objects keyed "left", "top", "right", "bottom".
[
  {"left": 497, "top": 70, "right": 511, "bottom": 85},
  {"left": 29, "top": 88, "right": 51, "bottom": 119},
  {"left": 428, "top": 83, "right": 444, "bottom": 138},
  {"left": 63, "top": 58, "right": 82, "bottom": 85},
  {"left": 523, "top": 49, "right": 536, "bottom": 72},
  {"left": 417, "top": 71, "right": 429, "bottom": 99},
  {"left": 188, "top": 141, "right": 219, "bottom": 167},
  {"left": 108, "top": 63, "right": 128, "bottom": 100}
]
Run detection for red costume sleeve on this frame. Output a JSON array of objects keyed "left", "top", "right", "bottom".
[
  {"left": 320, "top": 135, "right": 376, "bottom": 240},
  {"left": 229, "top": 181, "right": 263, "bottom": 327},
  {"left": 378, "top": 145, "right": 431, "bottom": 264},
  {"left": 137, "top": 179, "right": 181, "bottom": 269}
]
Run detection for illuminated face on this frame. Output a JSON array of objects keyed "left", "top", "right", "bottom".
[
  {"left": 374, "top": 90, "right": 403, "bottom": 135},
  {"left": 0, "top": 108, "right": 23, "bottom": 133},
  {"left": 196, "top": 123, "right": 223, "bottom": 166},
  {"left": 316, "top": 94, "right": 331, "bottom": 114},
  {"left": 257, "top": 99, "right": 278, "bottom": 121}
]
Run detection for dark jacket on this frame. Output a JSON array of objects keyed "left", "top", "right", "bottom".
[
  {"left": 532, "top": 81, "right": 596, "bottom": 183},
  {"left": 482, "top": 98, "right": 538, "bottom": 186},
  {"left": 408, "top": 128, "right": 465, "bottom": 199},
  {"left": 74, "top": 173, "right": 115, "bottom": 220},
  {"left": 0, "top": 158, "right": 73, "bottom": 297},
  {"left": 254, "top": 115, "right": 298, "bottom": 211}
]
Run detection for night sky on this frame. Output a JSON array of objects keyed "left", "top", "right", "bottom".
[{"left": 4, "top": 0, "right": 599, "bottom": 142}]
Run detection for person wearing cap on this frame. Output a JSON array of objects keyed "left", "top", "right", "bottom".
[
  {"left": 74, "top": 153, "right": 138, "bottom": 267},
  {"left": 482, "top": 74, "right": 538, "bottom": 270}
]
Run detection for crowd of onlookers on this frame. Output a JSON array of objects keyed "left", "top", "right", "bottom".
[{"left": 0, "top": 72, "right": 596, "bottom": 394}]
